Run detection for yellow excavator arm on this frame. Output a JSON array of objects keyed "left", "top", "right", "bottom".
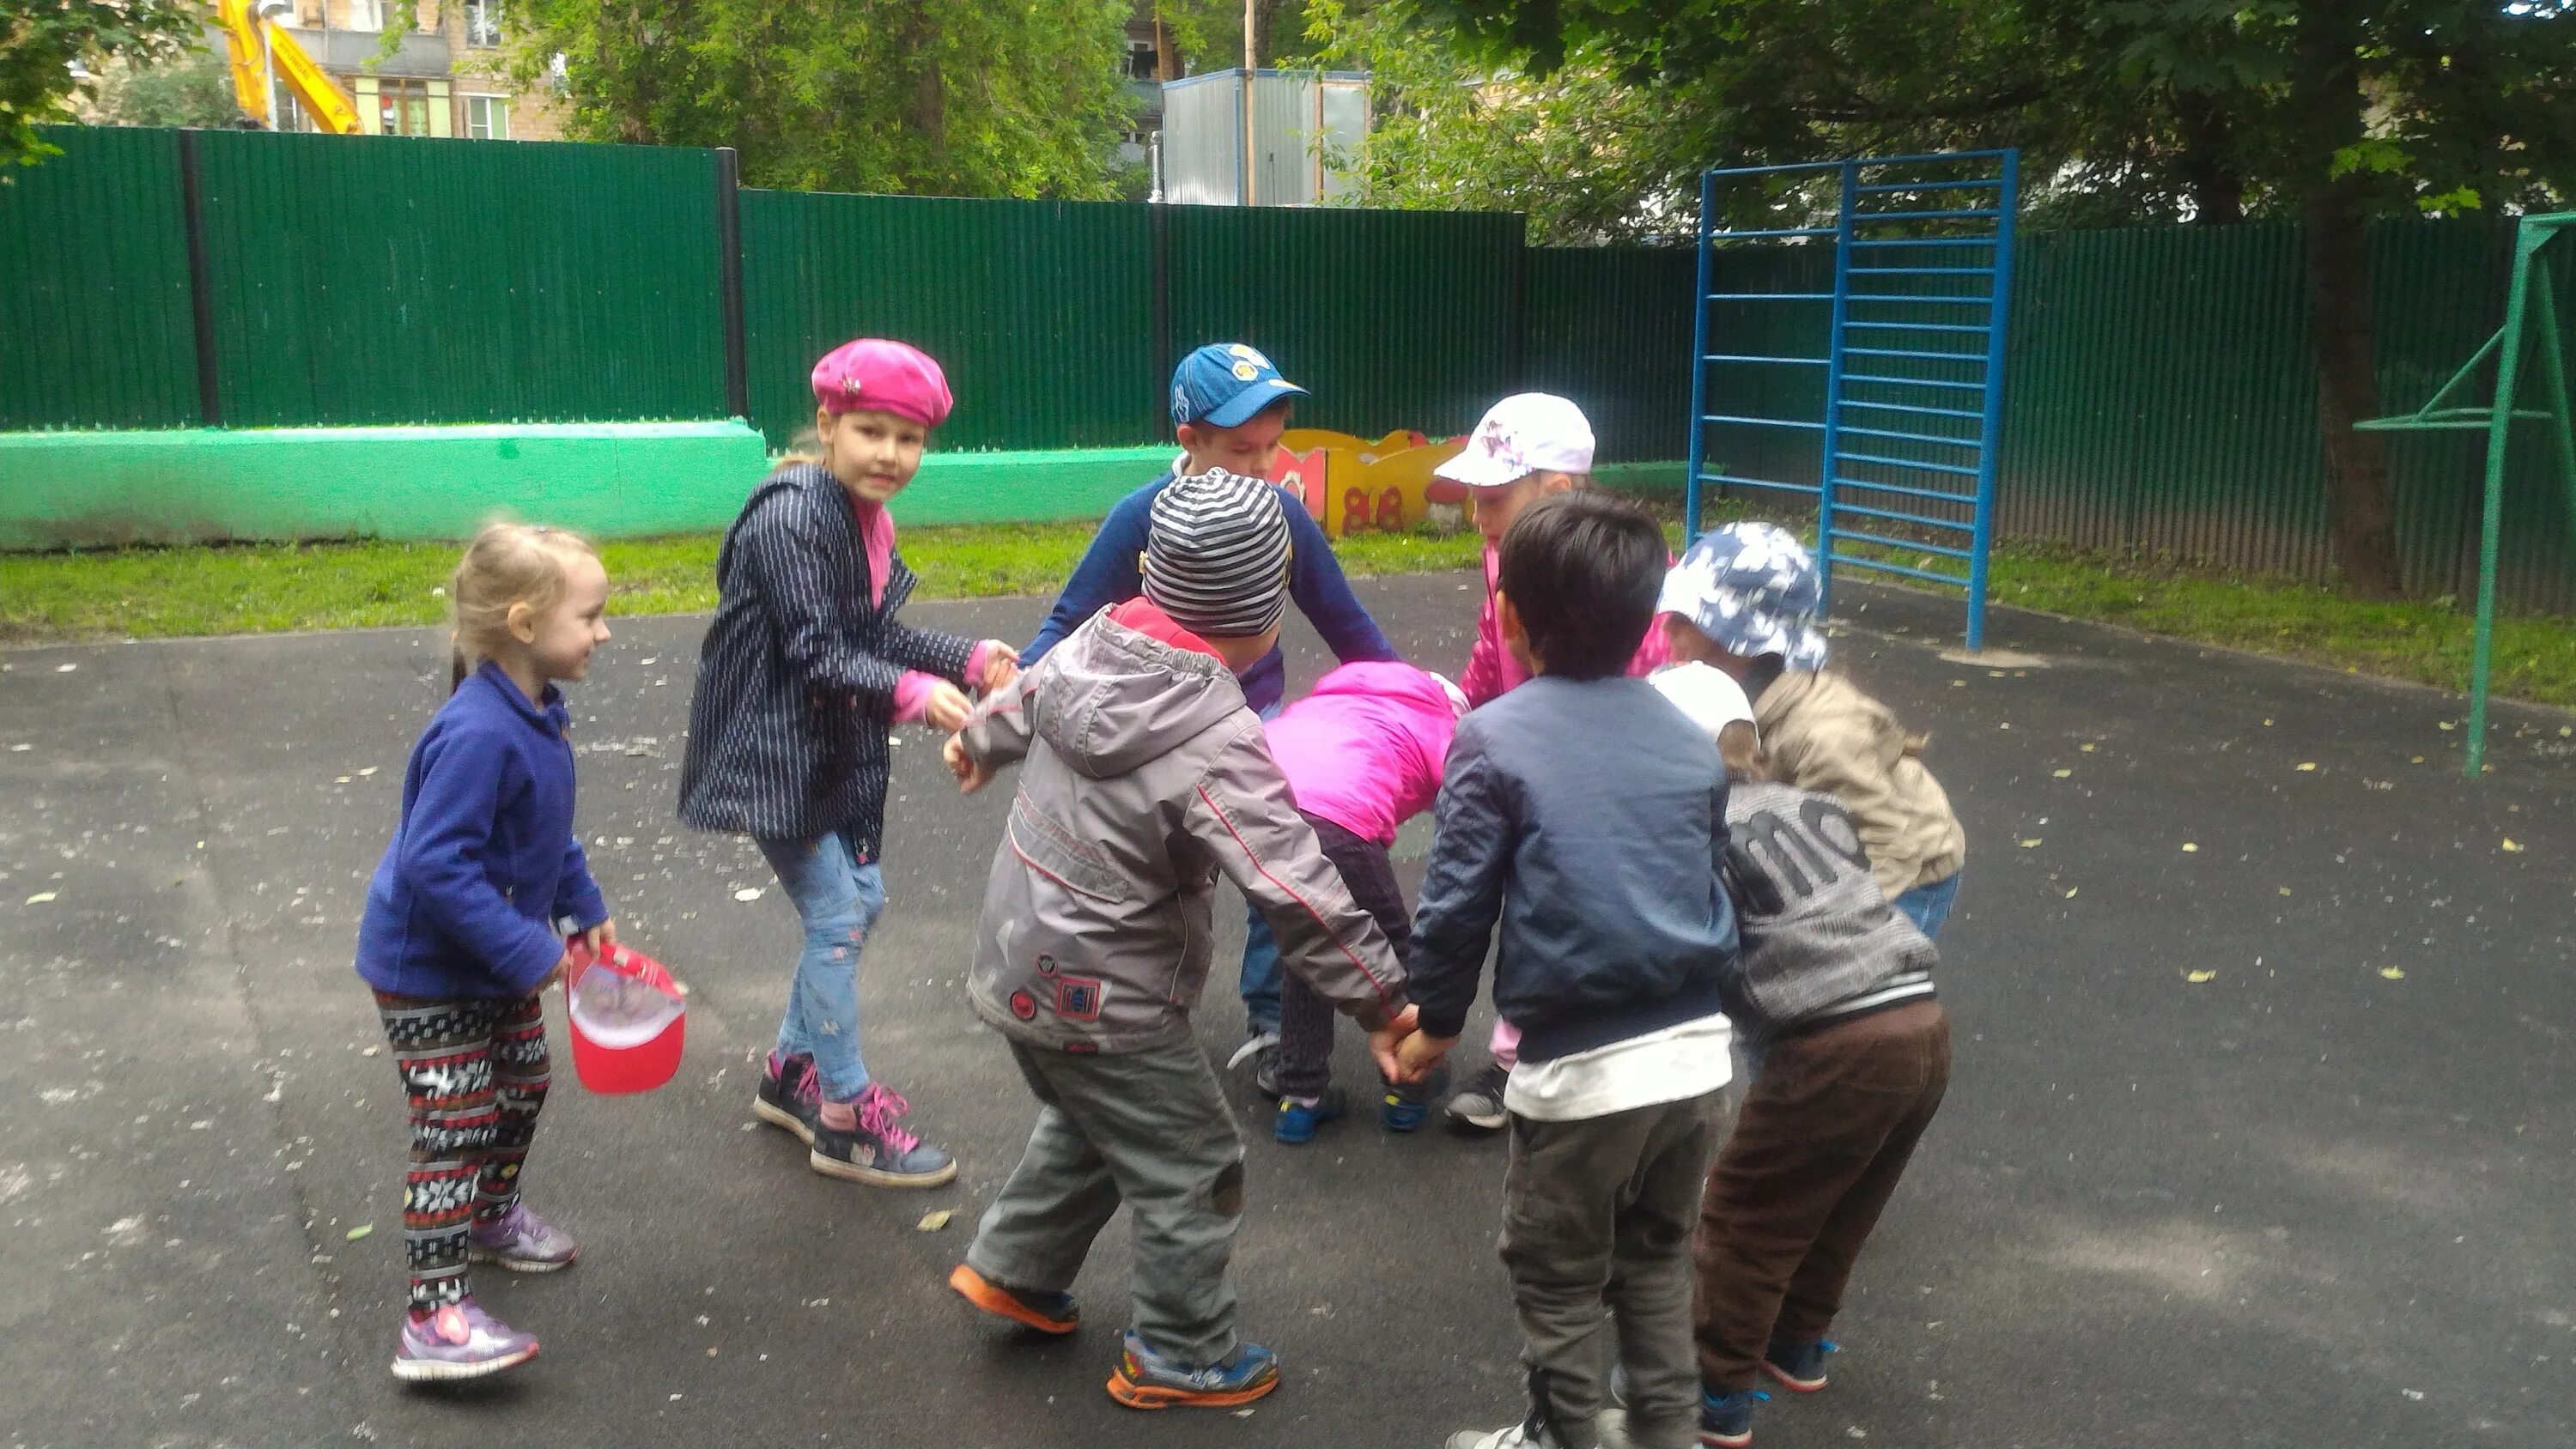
[{"left": 213, "top": 0, "right": 363, "bottom": 135}]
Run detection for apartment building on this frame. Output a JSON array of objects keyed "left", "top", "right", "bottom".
[{"left": 269, "top": 0, "right": 562, "bottom": 141}]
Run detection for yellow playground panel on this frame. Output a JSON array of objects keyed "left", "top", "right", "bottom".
[{"left": 1273, "top": 429, "right": 1469, "bottom": 538}]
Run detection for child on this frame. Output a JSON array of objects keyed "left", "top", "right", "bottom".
[
  {"left": 1655, "top": 522, "right": 1965, "bottom": 937},
  {"left": 677, "top": 339, "right": 1018, "bottom": 1189},
  {"left": 1260, "top": 661, "right": 1468, "bottom": 1143},
  {"left": 1430, "top": 392, "right": 1672, "bottom": 1132},
  {"left": 1020, "top": 343, "right": 1398, "bottom": 1078},
  {"left": 1400, "top": 492, "right": 1739, "bottom": 1449},
  {"left": 1649, "top": 630, "right": 1947, "bottom": 1449},
  {"left": 355, "top": 522, "right": 615, "bottom": 1382},
  {"left": 941, "top": 470, "right": 1416, "bottom": 1410}
]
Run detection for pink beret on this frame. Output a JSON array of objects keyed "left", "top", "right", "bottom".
[{"left": 810, "top": 338, "right": 954, "bottom": 428}]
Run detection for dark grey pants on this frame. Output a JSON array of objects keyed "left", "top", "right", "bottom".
[
  {"left": 1500, "top": 1089, "right": 1729, "bottom": 1449},
  {"left": 964, "top": 1034, "right": 1249, "bottom": 1365}
]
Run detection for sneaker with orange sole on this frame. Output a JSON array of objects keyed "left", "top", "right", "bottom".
[
  {"left": 948, "top": 1263, "right": 1078, "bottom": 1335},
  {"left": 1105, "top": 1330, "right": 1279, "bottom": 1410}
]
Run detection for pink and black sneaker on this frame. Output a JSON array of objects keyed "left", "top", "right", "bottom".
[
  {"left": 752, "top": 1051, "right": 820, "bottom": 1144},
  {"left": 810, "top": 1082, "right": 955, "bottom": 1188},
  {"left": 389, "top": 1299, "right": 538, "bottom": 1382}
]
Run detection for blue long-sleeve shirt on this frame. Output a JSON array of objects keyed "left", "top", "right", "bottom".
[
  {"left": 355, "top": 662, "right": 610, "bottom": 1000},
  {"left": 1020, "top": 471, "right": 1397, "bottom": 712}
]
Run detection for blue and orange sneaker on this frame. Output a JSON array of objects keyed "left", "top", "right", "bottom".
[
  {"left": 949, "top": 1263, "right": 1078, "bottom": 1335},
  {"left": 1273, "top": 1088, "right": 1347, "bottom": 1144},
  {"left": 1104, "top": 1330, "right": 1279, "bottom": 1410},
  {"left": 1700, "top": 1387, "right": 1769, "bottom": 1447},
  {"left": 1761, "top": 1337, "right": 1836, "bottom": 1392}
]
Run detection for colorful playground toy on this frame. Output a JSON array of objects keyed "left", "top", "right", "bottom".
[{"left": 1272, "top": 429, "right": 1469, "bottom": 539}]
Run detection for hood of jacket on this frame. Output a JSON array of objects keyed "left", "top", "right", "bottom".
[{"left": 1029, "top": 598, "right": 1247, "bottom": 779}]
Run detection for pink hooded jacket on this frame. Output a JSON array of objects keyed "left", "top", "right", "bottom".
[
  {"left": 1460, "top": 543, "right": 1671, "bottom": 706},
  {"left": 1264, "top": 661, "right": 1462, "bottom": 846}
]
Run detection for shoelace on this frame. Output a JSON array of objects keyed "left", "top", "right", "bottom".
[
  {"left": 855, "top": 1083, "right": 920, "bottom": 1153},
  {"left": 789, "top": 1058, "right": 822, "bottom": 1107}
]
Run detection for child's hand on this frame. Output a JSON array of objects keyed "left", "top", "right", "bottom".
[
  {"left": 944, "top": 733, "right": 993, "bottom": 793},
  {"left": 922, "top": 681, "right": 974, "bottom": 732},
  {"left": 975, "top": 643, "right": 1021, "bottom": 694},
  {"left": 1367, "top": 1003, "right": 1421, "bottom": 1082},
  {"left": 580, "top": 919, "right": 617, "bottom": 956},
  {"left": 1391, "top": 1027, "right": 1456, "bottom": 1085},
  {"left": 538, "top": 949, "right": 575, "bottom": 995}
]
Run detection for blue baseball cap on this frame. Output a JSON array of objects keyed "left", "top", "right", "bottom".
[
  {"left": 1170, "top": 343, "right": 1309, "bottom": 428},
  {"left": 1656, "top": 522, "right": 1832, "bottom": 669}
]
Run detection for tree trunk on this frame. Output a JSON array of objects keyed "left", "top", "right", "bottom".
[
  {"left": 2293, "top": 4, "right": 2405, "bottom": 598},
  {"left": 904, "top": 3, "right": 945, "bottom": 173},
  {"left": 2173, "top": 91, "right": 2244, "bottom": 226}
]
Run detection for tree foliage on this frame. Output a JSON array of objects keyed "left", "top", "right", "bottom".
[
  {"left": 90, "top": 46, "right": 244, "bottom": 130},
  {"left": 2, "top": 0, "right": 202, "bottom": 169},
  {"left": 503, "top": 0, "right": 1143, "bottom": 198}
]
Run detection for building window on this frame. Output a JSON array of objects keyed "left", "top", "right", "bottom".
[
  {"left": 1127, "top": 40, "right": 1157, "bottom": 81},
  {"left": 377, "top": 76, "right": 433, "bottom": 135},
  {"left": 464, "top": 0, "right": 501, "bottom": 47},
  {"left": 465, "top": 94, "right": 510, "bottom": 140},
  {"left": 346, "top": 0, "right": 384, "bottom": 30}
]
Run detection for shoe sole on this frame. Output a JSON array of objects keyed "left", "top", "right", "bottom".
[
  {"left": 1105, "top": 1367, "right": 1279, "bottom": 1410},
  {"left": 809, "top": 1149, "right": 957, "bottom": 1188},
  {"left": 1698, "top": 1427, "right": 1752, "bottom": 1448},
  {"left": 390, "top": 1343, "right": 538, "bottom": 1382},
  {"left": 751, "top": 1094, "right": 816, "bottom": 1145},
  {"left": 1382, "top": 1101, "right": 1430, "bottom": 1133},
  {"left": 465, "top": 1246, "right": 575, "bottom": 1273},
  {"left": 1445, "top": 1104, "right": 1507, "bottom": 1132},
  {"left": 949, "top": 1264, "right": 1078, "bottom": 1335},
  {"left": 1759, "top": 1360, "right": 1827, "bottom": 1393}
]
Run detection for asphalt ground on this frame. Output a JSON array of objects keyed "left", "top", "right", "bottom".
[{"left": 5, "top": 572, "right": 2573, "bottom": 1449}]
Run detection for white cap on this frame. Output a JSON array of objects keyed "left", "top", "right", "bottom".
[
  {"left": 1434, "top": 393, "right": 1596, "bottom": 488},
  {"left": 1649, "top": 662, "right": 1756, "bottom": 743}
]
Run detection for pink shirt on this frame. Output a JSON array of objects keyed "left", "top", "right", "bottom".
[
  {"left": 848, "top": 494, "right": 997, "bottom": 724},
  {"left": 1459, "top": 543, "right": 1671, "bottom": 707},
  {"left": 1264, "top": 662, "right": 1461, "bottom": 846}
]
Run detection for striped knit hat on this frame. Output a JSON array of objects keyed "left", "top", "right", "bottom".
[{"left": 1144, "top": 469, "right": 1292, "bottom": 640}]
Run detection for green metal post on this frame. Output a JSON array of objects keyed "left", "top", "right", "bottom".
[
  {"left": 2466, "top": 233, "right": 2540, "bottom": 779},
  {"left": 2531, "top": 266, "right": 2576, "bottom": 532}
]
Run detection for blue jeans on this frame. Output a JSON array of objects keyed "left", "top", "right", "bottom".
[
  {"left": 756, "top": 828, "right": 888, "bottom": 1101},
  {"left": 1892, "top": 870, "right": 1962, "bottom": 939}
]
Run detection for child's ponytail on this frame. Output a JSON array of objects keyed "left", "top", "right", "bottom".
[{"left": 447, "top": 521, "right": 599, "bottom": 692}]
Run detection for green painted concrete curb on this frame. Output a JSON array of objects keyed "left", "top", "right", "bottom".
[{"left": 0, "top": 425, "right": 1682, "bottom": 549}]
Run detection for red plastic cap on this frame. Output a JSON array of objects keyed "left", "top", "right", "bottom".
[{"left": 563, "top": 941, "right": 686, "bottom": 1094}]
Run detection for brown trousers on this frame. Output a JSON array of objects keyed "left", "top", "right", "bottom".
[{"left": 1692, "top": 999, "right": 1950, "bottom": 1391}]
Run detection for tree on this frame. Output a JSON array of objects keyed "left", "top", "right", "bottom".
[
  {"left": 1367, "top": 0, "right": 2576, "bottom": 597},
  {"left": 3, "top": 0, "right": 202, "bottom": 170},
  {"left": 502, "top": 0, "right": 1142, "bottom": 199},
  {"left": 90, "top": 47, "right": 245, "bottom": 129}
]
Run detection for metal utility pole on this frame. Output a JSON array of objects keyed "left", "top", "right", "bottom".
[{"left": 1241, "top": 0, "right": 1256, "bottom": 206}]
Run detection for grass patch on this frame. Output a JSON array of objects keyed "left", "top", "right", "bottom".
[{"left": 0, "top": 521, "right": 1486, "bottom": 645}]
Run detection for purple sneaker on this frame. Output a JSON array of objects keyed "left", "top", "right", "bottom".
[
  {"left": 390, "top": 1299, "right": 538, "bottom": 1382},
  {"left": 467, "top": 1203, "right": 578, "bottom": 1272}
]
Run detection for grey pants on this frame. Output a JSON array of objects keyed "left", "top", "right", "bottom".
[
  {"left": 1500, "top": 1090, "right": 1729, "bottom": 1449},
  {"left": 965, "top": 1034, "right": 1249, "bottom": 1366}
]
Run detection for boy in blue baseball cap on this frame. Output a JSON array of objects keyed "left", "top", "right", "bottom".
[{"left": 1018, "top": 344, "right": 1400, "bottom": 1081}]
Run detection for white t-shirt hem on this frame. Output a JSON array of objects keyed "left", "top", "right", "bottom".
[{"left": 1502, "top": 1013, "right": 1735, "bottom": 1123}]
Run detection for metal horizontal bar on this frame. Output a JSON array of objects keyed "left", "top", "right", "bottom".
[
  {"left": 1840, "top": 424, "right": 1981, "bottom": 448},
  {"left": 1844, "top": 320, "right": 1991, "bottom": 334},
  {"left": 2354, "top": 409, "right": 2558, "bottom": 432},
  {"left": 1847, "top": 294, "right": 1993, "bottom": 306},
  {"left": 1850, "top": 237, "right": 1995, "bottom": 249},
  {"left": 1835, "top": 398, "right": 1985, "bottom": 419},
  {"left": 1702, "top": 413, "right": 1826, "bottom": 430},
  {"left": 1822, "top": 476, "right": 1980, "bottom": 506},
  {"left": 1829, "top": 525, "right": 1976, "bottom": 560},
  {"left": 1707, "top": 474, "right": 1823, "bottom": 496},
  {"left": 1708, "top": 292, "right": 1836, "bottom": 300},
  {"left": 1853, "top": 148, "right": 2016, "bottom": 167},
  {"left": 1850, "top": 208, "right": 2001, "bottom": 223},
  {"left": 1854, "top": 178, "right": 2003, "bottom": 194},
  {"left": 1702, "top": 353, "right": 1832, "bottom": 366},
  {"left": 1829, "top": 501, "right": 1978, "bottom": 533},
  {"left": 1828, "top": 554, "right": 1971, "bottom": 588},
  {"left": 1847, "top": 266, "right": 1996, "bottom": 276},
  {"left": 1842, "top": 346, "right": 1990, "bottom": 363},
  {"left": 1836, "top": 449, "right": 1982, "bottom": 476},
  {"left": 1704, "top": 161, "right": 1846, "bottom": 179},
  {"left": 1707, "top": 227, "right": 1840, "bottom": 239},
  {"left": 1841, "top": 373, "right": 1987, "bottom": 391}
]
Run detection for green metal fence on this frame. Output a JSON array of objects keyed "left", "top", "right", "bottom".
[{"left": 0, "top": 127, "right": 198, "bottom": 430}]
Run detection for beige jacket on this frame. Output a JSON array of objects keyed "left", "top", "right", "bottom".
[
  {"left": 954, "top": 604, "right": 1407, "bottom": 1053},
  {"left": 1754, "top": 670, "right": 1965, "bottom": 899}
]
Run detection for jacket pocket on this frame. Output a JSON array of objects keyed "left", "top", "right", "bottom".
[{"left": 1005, "top": 797, "right": 1130, "bottom": 905}]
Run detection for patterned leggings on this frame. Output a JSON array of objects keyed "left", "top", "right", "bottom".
[{"left": 374, "top": 991, "right": 550, "bottom": 1313}]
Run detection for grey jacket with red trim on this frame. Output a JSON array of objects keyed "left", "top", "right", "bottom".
[{"left": 955, "top": 602, "right": 1408, "bottom": 1054}]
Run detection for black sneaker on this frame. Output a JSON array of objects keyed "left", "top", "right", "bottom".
[
  {"left": 810, "top": 1082, "right": 957, "bottom": 1188},
  {"left": 1225, "top": 1031, "right": 1281, "bottom": 1098},
  {"left": 1444, "top": 1060, "right": 1510, "bottom": 1132},
  {"left": 751, "top": 1051, "right": 818, "bottom": 1143}
]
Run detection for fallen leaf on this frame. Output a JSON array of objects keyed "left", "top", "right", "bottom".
[
  {"left": 2051, "top": 768, "right": 2072, "bottom": 779},
  {"left": 2279, "top": 887, "right": 2292, "bottom": 896},
  {"left": 55, "top": 663, "right": 76, "bottom": 674},
  {"left": 2180, "top": 843, "right": 2198, "bottom": 852},
  {"left": 915, "top": 1209, "right": 953, "bottom": 1232},
  {"left": 2437, "top": 721, "right": 2456, "bottom": 731},
  {"left": 2410, "top": 755, "right": 2426, "bottom": 764},
  {"left": 732, "top": 887, "right": 764, "bottom": 902},
  {"left": 2501, "top": 838, "right": 2524, "bottom": 852},
  {"left": 2184, "top": 970, "right": 2217, "bottom": 984},
  {"left": 335, "top": 776, "right": 351, "bottom": 785},
  {"left": 8, "top": 743, "right": 28, "bottom": 752},
  {"left": 2295, "top": 762, "right": 2318, "bottom": 772},
  {"left": 2379, "top": 967, "right": 2406, "bottom": 980},
  {"left": 2262, "top": 718, "right": 2273, "bottom": 727},
  {"left": 24, "top": 892, "right": 57, "bottom": 904},
  {"left": 2079, "top": 743, "right": 2097, "bottom": 752},
  {"left": 2018, "top": 838, "right": 2043, "bottom": 849},
  {"left": 2063, "top": 887, "right": 2078, "bottom": 899},
  {"left": 357, "top": 767, "right": 378, "bottom": 777},
  {"left": 361, "top": 1046, "right": 380, "bottom": 1057},
  {"left": 345, "top": 1224, "right": 373, "bottom": 1241}
]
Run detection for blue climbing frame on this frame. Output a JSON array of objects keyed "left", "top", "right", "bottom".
[{"left": 1684, "top": 149, "right": 2020, "bottom": 651}]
